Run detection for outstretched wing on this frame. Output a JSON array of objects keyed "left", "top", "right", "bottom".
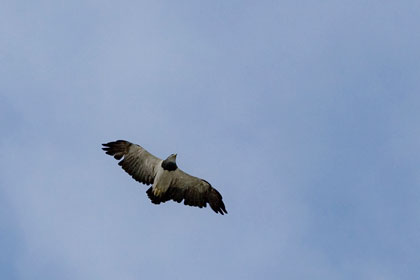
[
  {"left": 102, "top": 140, "right": 162, "bottom": 185},
  {"left": 146, "top": 169, "right": 228, "bottom": 215}
]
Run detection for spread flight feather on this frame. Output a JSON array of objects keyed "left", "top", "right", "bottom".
[{"left": 102, "top": 140, "right": 227, "bottom": 215}]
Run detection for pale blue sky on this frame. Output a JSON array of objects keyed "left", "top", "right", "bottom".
[{"left": 1, "top": 1, "right": 420, "bottom": 279}]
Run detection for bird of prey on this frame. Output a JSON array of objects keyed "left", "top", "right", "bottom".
[{"left": 102, "top": 140, "right": 227, "bottom": 215}]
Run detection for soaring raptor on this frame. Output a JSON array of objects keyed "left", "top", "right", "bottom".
[{"left": 102, "top": 140, "right": 227, "bottom": 215}]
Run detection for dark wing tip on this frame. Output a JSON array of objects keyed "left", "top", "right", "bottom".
[
  {"left": 208, "top": 187, "right": 228, "bottom": 215},
  {"left": 102, "top": 140, "right": 128, "bottom": 147},
  {"left": 101, "top": 140, "right": 131, "bottom": 160}
]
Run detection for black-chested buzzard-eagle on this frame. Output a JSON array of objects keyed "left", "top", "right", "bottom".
[{"left": 102, "top": 140, "right": 227, "bottom": 215}]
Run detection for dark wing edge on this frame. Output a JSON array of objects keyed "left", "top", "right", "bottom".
[
  {"left": 102, "top": 140, "right": 161, "bottom": 185},
  {"left": 146, "top": 174, "right": 228, "bottom": 215}
]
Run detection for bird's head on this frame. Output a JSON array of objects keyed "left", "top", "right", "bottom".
[{"left": 166, "top": 153, "right": 177, "bottom": 162}]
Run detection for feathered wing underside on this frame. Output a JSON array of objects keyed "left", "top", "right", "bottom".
[
  {"left": 102, "top": 140, "right": 161, "bottom": 185},
  {"left": 146, "top": 169, "right": 228, "bottom": 215},
  {"left": 103, "top": 140, "right": 228, "bottom": 215}
]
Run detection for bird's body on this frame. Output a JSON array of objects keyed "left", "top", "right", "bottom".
[
  {"left": 152, "top": 165, "right": 173, "bottom": 197},
  {"left": 102, "top": 140, "right": 227, "bottom": 215}
]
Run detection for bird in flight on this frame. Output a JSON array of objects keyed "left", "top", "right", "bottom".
[{"left": 102, "top": 140, "right": 227, "bottom": 215}]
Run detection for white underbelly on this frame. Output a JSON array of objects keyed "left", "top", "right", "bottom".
[{"left": 152, "top": 166, "right": 172, "bottom": 196}]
